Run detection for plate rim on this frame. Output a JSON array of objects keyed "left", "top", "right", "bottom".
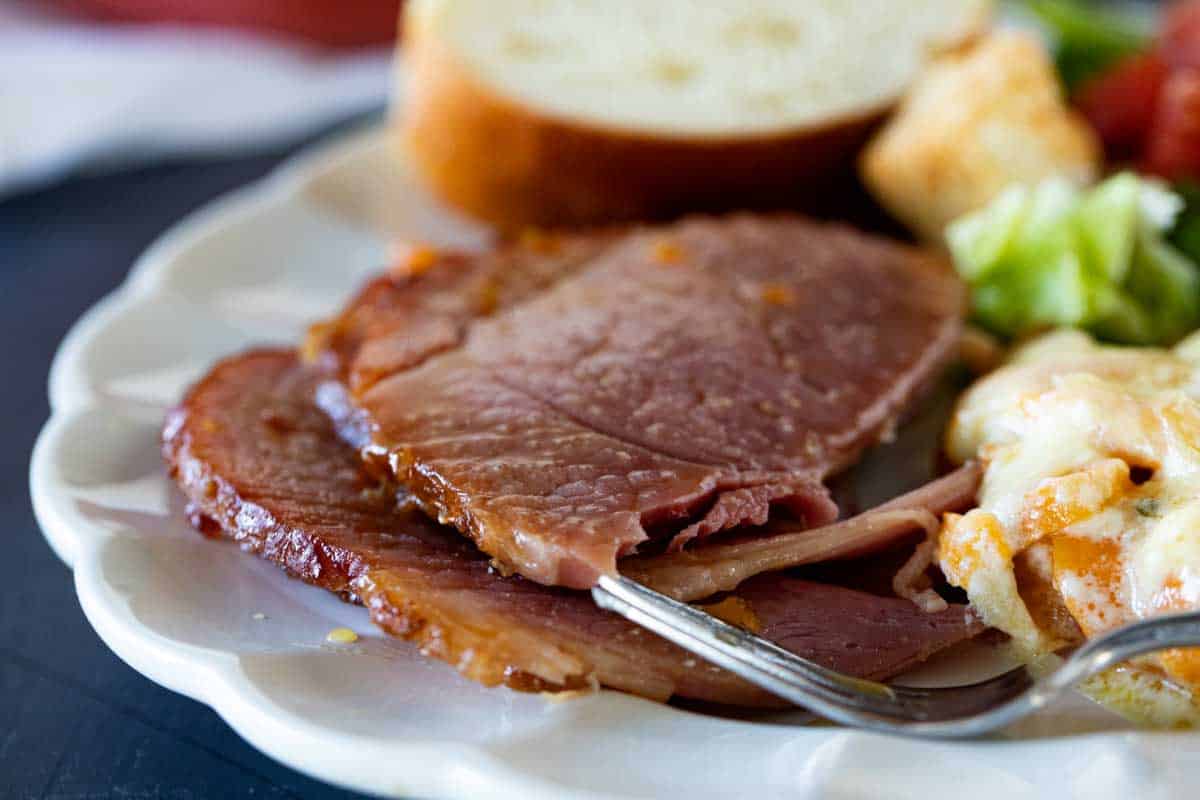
[{"left": 29, "top": 124, "right": 1200, "bottom": 800}]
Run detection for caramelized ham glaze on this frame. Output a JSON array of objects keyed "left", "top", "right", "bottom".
[
  {"left": 163, "top": 350, "right": 981, "bottom": 702},
  {"left": 310, "top": 215, "right": 966, "bottom": 588}
]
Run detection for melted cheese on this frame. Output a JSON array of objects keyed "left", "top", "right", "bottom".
[{"left": 940, "top": 329, "right": 1200, "bottom": 725}]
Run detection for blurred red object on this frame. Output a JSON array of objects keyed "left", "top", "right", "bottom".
[
  {"left": 1163, "top": 0, "right": 1200, "bottom": 69},
  {"left": 1076, "top": 52, "right": 1169, "bottom": 161},
  {"left": 1069, "top": 0, "right": 1200, "bottom": 180},
  {"left": 1145, "top": 68, "right": 1200, "bottom": 179},
  {"left": 56, "top": 0, "right": 402, "bottom": 48}
]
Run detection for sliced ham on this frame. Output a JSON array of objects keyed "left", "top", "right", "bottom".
[
  {"left": 622, "top": 462, "right": 982, "bottom": 602},
  {"left": 310, "top": 214, "right": 965, "bottom": 588},
  {"left": 163, "top": 350, "right": 982, "bottom": 703},
  {"left": 740, "top": 575, "right": 981, "bottom": 679}
]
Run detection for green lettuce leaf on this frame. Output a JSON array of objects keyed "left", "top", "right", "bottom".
[
  {"left": 1168, "top": 182, "right": 1200, "bottom": 264},
  {"left": 947, "top": 173, "right": 1200, "bottom": 345}
]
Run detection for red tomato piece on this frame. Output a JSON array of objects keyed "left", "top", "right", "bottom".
[
  {"left": 1077, "top": 51, "right": 1169, "bottom": 160},
  {"left": 1144, "top": 67, "right": 1200, "bottom": 180},
  {"left": 1163, "top": 0, "right": 1200, "bottom": 70}
]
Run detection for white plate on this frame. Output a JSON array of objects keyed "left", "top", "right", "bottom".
[{"left": 31, "top": 126, "right": 1200, "bottom": 800}]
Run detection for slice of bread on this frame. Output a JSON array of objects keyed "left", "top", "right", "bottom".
[{"left": 397, "top": 0, "right": 991, "bottom": 230}]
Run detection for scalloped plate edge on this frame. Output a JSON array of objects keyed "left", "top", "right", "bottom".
[{"left": 29, "top": 126, "right": 626, "bottom": 800}]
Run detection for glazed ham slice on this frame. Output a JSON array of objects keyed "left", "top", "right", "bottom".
[
  {"left": 163, "top": 350, "right": 982, "bottom": 702},
  {"left": 312, "top": 215, "right": 965, "bottom": 588}
]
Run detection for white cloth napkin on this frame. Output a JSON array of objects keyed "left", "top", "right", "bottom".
[{"left": 0, "top": 2, "right": 394, "bottom": 196}]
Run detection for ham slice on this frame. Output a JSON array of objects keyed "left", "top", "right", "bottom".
[
  {"left": 163, "top": 350, "right": 982, "bottom": 703},
  {"left": 739, "top": 575, "right": 981, "bottom": 679},
  {"left": 623, "top": 462, "right": 982, "bottom": 602},
  {"left": 311, "top": 214, "right": 965, "bottom": 588}
]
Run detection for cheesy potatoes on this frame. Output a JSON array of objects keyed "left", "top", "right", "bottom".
[{"left": 940, "top": 329, "right": 1200, "bottom": 726}]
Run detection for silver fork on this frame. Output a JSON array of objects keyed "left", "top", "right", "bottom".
[{"left": 593, "top": 575, "right": 1200, "bottom": 738}]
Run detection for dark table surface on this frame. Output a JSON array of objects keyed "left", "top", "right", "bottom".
[{"left": 2, "top": 126, "right": 378, "bottom": 800}]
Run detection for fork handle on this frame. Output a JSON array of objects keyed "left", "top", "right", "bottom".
[{"left": 593, "top": 575, "right": 1200, "bottom": 738}]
